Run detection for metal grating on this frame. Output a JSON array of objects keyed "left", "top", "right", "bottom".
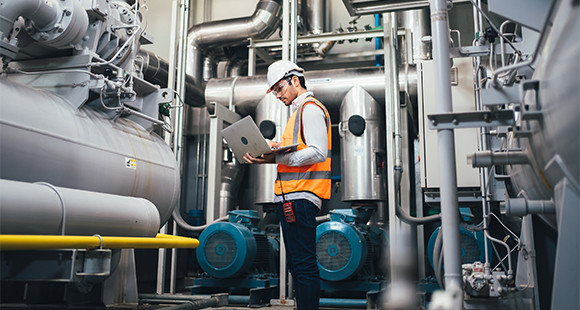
[
  {"left": 317, "top": 231, "right": 352, "bottom": 271},
  {"left": 204, "top": 231, "right": 237, "bottom": 269}
]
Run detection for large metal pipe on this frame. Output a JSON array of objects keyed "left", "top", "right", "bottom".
[
  {"left": 186, "top": 0, "right": 282, "bottom": 84},
  {"left": 430, "top": 0, "right": 463, "bottom": 303},
  {"left": 0, "top": 78, "right": 180, "bottom": 226},
  {"left": 139, "top": 50, "right": 205, "bottom": 106},
  {"left": 205, "top": 66, "right": 417, "bottom": 117},
  {"left": 0, "top": 179, "right": 160, "bottom": 237},
  {"left": 398, "top": 8, "right": 431, "bottom": 62},
  {"left": 305, "top": 0, "right": 325, "bottom": 34}
]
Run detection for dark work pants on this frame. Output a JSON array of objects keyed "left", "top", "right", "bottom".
[{"left": 277, "top": 199, "right": 320, "bottom": 310}]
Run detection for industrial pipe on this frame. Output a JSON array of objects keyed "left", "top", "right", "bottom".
[
  {"left": 172, "top": 210, "right": 228, "bottom": 232},
  {"left": 430, "top": 0, "right": 464, "bottom": 303},
  {"left": 0, "top": 234, "right": 199, "bottom": 251},
  {"left": 0, "top": 179, "right": 160, "bottom": 237},
  {"left": 187, "top": 0, "right": 282, "bottom": 84},
  {"left": 139, "top": 50, "right": 205, "bottom": 106},
  {"left": 205, "top": 66, "right": 418, "bottom": 116},
  {"left": 139, "top": 293, "right": 228, "bottom": 309},
  {"left": 468, "top": 150, "right": 529, "bottom": 167},
  {"left": 394, "top": 169, "right": 441, "bottom": 225},
  {"left": 500, "top": 198, "right": 556, "bottom": 216}
]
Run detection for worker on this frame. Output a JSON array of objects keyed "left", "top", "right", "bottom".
[{"left": 243, "top": 60, "right": 331, "bottom": 310}]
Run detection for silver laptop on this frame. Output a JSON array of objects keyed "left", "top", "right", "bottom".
[{"left": 221, "top": 116, "right": 298, "bottom": 163}]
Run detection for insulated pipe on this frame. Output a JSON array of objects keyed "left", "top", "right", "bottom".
[
  {"left": 468, "top": 150, "right": 529, "bottom": 167},
  {"left": 186, "top": 0, "right": 282, "bottom": 84},
  {"left": 501, "top": 198, "right": 556, "bottom": 216},
  {"left": 305, "top": 0, "right": 324, "bottom": 34},
  {"left": 430, "top": 0, "right": 464, "bottom": 303},
  {"left": 0, "top": 179, "right": 160, "bottom": 237},
  {"left": 205, "top": 66, "right": 417, "bottom": 116},
  {"left": 139, "top": 50, "right": 205, "bottom": 106},
  {"left": 0, "top": 234, "right": 199, "bottom": 251}
]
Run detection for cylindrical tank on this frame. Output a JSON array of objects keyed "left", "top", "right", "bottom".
[
  {"left": 0, "top": 78, "right": 179, "bottom": 225},
  {"left": 0, "top": 179, "right": 160, "bottom": 237},
  {"left": 339, "top": 86, "right": 386, "bottom": 201},
  {"left": 252, "top": 94, "right": 291, "bottom": 205},
  {"left": 507, "top": 2, "right": 579, "bottom": 201}
]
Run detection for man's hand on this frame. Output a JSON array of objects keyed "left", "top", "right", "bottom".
[
  {"left": 268, "top": 141, "right": 281, "bottom": 149},
  {"left": 243, "top": 152, "right": 276, "bottom": 164}
]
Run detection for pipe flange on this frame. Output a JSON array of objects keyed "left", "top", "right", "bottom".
[{"left": 26, "top": 0, "right": 88, "bottom": 49}]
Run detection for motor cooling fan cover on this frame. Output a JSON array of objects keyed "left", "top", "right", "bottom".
[
  {"left": 197, "top": 222, "right": 256, "bottom": 278},
  {"left": 316, "top": 221, "right": 368, "bottom": 281}
]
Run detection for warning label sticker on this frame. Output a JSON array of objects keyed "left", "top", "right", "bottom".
[{"left": 125, "top": 157, "right": 137, "bottom": 169}]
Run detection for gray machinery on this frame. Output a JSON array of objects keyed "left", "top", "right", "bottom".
[
  {"left": 194, "top": 210, "right": 279, "bottom": 306},
  {"left": 0, "top": 0, "right": 180, "bottom": 305}
]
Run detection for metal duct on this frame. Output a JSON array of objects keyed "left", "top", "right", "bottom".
[
  {"left": 0, "top": 78, "right": 180, "bottom": 226},
  {"left": 0, "top": 179, "right": 160, "bottom": 237},
  {"left": 187, "top": 0, "right": 282, "bottom": 84},
  {"left": 305, "top": 0, "right": 325, "bottom": 34},
  {"left": 219, "top": 161, "right": 244, "bottom": 217},
  {"left": 339, "top": 86, "right": 386, "bottom": 201},
  {"left": 252, "top": 95, "right": 290, "bottom": 205},
  {"left": 205, "top": 66, "right": 417, "bottom": 118},
  {"left": 398, "top": 8, "right": 431, "bottom": 62},
  {"left": 139, "top": 49, "right": 205, "bottom": 106}
]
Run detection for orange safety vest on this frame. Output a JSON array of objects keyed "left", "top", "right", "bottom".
[{"left": 275, "top": 97, "right": 332, "bottom": 200}]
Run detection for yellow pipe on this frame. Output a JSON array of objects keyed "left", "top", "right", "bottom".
[{"left": 0, "top": 234, "right": 199, "bottom": 251}]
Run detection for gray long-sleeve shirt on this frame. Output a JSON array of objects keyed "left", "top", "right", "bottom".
[{"left": 274, "top": 91, "right": 329, "bottom": 208}]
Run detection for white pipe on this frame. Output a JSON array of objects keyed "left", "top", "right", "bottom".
[
  {"left": 0, "top": 179, "right": 160, "bottom": 237},
  {"left": 429, "top": 0, "right": 463, "bottom": 305}
]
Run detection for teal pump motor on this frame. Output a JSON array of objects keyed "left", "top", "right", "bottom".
[
  {"left": 197, "top": 210, "right": 279, "bottom": 279},
  {"left": 316, "top": 207, "right": 387, "bottom": 282}
]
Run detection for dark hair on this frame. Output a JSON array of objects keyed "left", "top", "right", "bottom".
[{"left": 286, "top": 74, "right": 307, "bottom": 90}]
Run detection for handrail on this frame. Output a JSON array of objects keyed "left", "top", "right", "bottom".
[{"left": 0, "top": 234, "right": 199, "bottom": 251}]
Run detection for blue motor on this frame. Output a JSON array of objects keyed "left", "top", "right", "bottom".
[
  {"left": 197, "top": 210, "right": 278, "bottom": 279},
  {"left": 316, "top": 208, "right": 386, "bottom": 282}
]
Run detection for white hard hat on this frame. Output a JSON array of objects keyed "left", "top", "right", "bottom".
[{"left": 266, "top": 60, "right": 304, "bottom": 93}]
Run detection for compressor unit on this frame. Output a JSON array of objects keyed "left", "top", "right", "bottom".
[
  {"left": 194, "top": 210, "right": 279, "bottom": 302},
  {"left": 316, "top": 208, "right": 387, "bottom": 295}
]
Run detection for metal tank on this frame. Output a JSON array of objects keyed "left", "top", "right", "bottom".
[
  {"left": 252, "top": 94, "right": 291, "bottom": 205},
  {"left": 0, "top": 78, "right": 180, "bottom": 225},
  {"left": 507, "top": 2, "right": 580, "bottom": 201},
  {"left": 339, "top": 86, "right": 386, "bottom": 201}
]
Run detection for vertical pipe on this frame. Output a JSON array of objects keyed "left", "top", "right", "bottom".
[
  {"left": 158, "top": 0, "right": 181, "bottom": 294},
  {"left": 383, "top": 11, "right": 400, "bottom": 280},
  {"left": 169, "top": 0, "right": 190, "bottom": 295},
  {"left": 471, "top": 0, "right": 491, "bottom": 271},
  {"left": 430, "top": 0, "right": 463, "bottom": 304}
]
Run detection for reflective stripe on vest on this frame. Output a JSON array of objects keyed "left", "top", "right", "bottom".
[{"left": 275, "top": 97, "right": 332, "bottom": 200}]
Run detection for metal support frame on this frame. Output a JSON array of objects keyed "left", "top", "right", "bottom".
[
  {"left": 206, "top": 103, "right": 241, "bottom": 224},
  {"left": 427, "top": 110, "right": 515, "bottom": 130}
]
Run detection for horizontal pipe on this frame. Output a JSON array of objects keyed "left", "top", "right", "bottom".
[
  {"left": 500, "top": 198, "right": 556, "bottom": 216},
  {"left": 205, "top": 66, "right": 417, "bottom": 116},
  {"left": 0, "top": 234, "right": 199, "bottom": 251},
  {"left": 468, "top": 150, "right": 529, "bottom": 167},
  {"left": 0, "top": 179, "right": 160, "bottom": 237},
  {"left": 319, "top": 298, "right": 367, "bottom": 308}
]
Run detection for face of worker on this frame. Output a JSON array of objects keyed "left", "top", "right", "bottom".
[{"left": 272, "top": 76, "right": 299, "bottom": 106}]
